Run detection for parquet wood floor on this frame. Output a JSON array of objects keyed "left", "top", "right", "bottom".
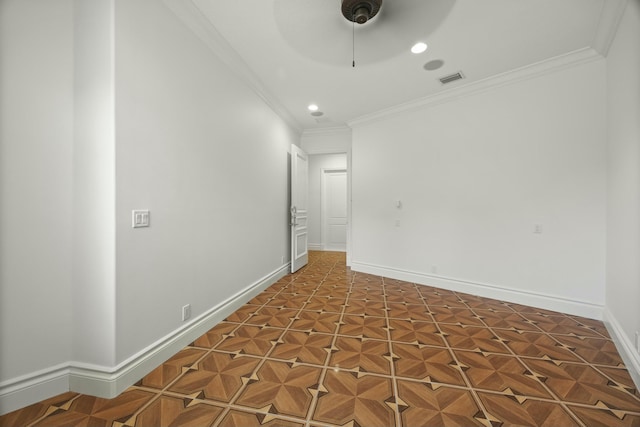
[{"left": 2, "top": 251, "right": 639, "bottom": 426}]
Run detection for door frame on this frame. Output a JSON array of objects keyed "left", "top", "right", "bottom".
[{"left": 301, "top": 147, "right": 351, "bottom": 266}]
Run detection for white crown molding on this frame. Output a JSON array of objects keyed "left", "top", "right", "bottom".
[
  {"left": 161, "top": 0, "right": 301, "bottom": 133},
  {"left": 348, "top": 47, "right": 603, "bottom": 128},
  {"left": 161, "top": 1, "right": 625, "bottom": 135},
  {"left": 592, "top": 0, "right": 629, "bottom": 57}
]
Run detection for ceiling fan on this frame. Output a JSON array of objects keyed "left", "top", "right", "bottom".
[
  {"left": 341, "top": 0, "right": 383, "bottom": 25},
  {"left": 273, "top": 0, "right": 455, "bottom": 66}
]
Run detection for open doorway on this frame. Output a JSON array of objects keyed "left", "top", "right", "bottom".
[{"left": 307, "top": 153, "right": 348, "bottom": 252}]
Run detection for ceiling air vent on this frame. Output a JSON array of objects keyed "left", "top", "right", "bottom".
[{"left": 439, "top": 71, "right": 464, "bottom": 85}]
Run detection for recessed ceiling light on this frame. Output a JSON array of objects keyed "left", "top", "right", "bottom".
[
  {"left": 308, "top": 104, "right": 319, "bottom": 111},
  {"left": 411, "top": 42, "right": 428, "bottom": 54}
]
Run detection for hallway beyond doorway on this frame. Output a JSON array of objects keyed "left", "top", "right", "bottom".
[{"left": 308, "top": 153, "right": 347, "bottom": 252}]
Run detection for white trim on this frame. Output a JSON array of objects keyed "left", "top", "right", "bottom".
[
  {"left": 322, "top": 247, "right": 347, "bottom": 253},
  {"left": 603, "top": 308, "right": 640, "bottom": 390},
  {"left": 301, "top": 146, "right": 351, "bottom": 156},
  {"left": 348, "top": 48, "right": 603, "bottom": 128},
  {"left": 161, "top": 0, "right": 301, "bottom": 132},
  {"left": 351, "top": 261, "right": 604, "bottom": 320},
  {"left": 308, "top": 243, "right": 323, "bottom": 251},
  {"left": 69, "top": 263, "right": 290, "bottom": 398},
  {"left": 0, "top": 364, "right": 70, "bottom": 416},
  {"left": 300, "top": 131, "right": 352, "bottom": 156},
  {"left": 162, "top": 0, "right": 625, "bottom": 134},
  {"left": 346, "top": 149, "right": 352, "bottom": 267},
  {"left": 592, "top": 0, "right": 628, "bottom": 57},
  {"left": 0, "top": 263, "right": 290, "bottom": 415},
  {"left": 308, "top": 246, "right": 349, "bottom": 253}
]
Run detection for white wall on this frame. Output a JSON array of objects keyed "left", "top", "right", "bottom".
[
  {"left": 308, "top": 154, "right": 348, "bottom": 249},
  {"left": 113, "top": 0, "right": 298, "bottom": 363},
  {"left": 351, "top": 59, "right": 607, "bottom": 318},
  {"left": 72, "top": 0, "right": 117, "bottom": 369},
  {"left": 0, "top": 0, "right": 74, "bottom": 396},
  {"left": 0, "top": 0, "right": 298, "bottom": 414},
  {"left": 605, "top": 0, "right": 640, "bottom": 382}
]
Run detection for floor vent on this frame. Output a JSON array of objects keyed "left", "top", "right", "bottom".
[{"left": 439, "top": 71, "right": 465, "bottom": 85}]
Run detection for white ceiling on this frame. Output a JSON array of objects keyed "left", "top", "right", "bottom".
[{"left": 170, "top": 0, "right": 625, "bottom": 132}]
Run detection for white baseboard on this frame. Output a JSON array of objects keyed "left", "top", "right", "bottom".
[
  {"left": 0, "top": 263, "right": 290, "bottom": 416},
  {"left": 351, "top": 261, "right": 604, "bottom": 320},
  {"left": 603, "top": 308, "right": 640, "bottom": 390},
  {"left": 308, "top": 244, "right": 346, "bottom": 252},
  {"left": 0, "top": 364, "right": 70, "bottom": 416}
]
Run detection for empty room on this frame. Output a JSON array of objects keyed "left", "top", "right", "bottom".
[{"left": 1, "top": 0, "right": 639, "bottom": 426}]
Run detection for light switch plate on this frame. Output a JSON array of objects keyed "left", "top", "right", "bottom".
[{"left": 132, "top": 210, "right": 150, "bottom": 228}]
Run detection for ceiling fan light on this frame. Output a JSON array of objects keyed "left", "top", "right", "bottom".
[{"left": 308, "top": 104, "right": 319, "bottom": 111}]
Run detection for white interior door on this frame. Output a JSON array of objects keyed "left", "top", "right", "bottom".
[
  {"left": 290, "top": 145, "right": 308, "bottom": 272},
  {"left": 322, "top": 170, "right": 347, "bottom": 252}
]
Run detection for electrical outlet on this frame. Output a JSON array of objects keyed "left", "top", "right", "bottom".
[
  {"left": 182, "top": 304, "right": 191, "bottom": 322},
  {"left": 533, "top": 223, "right": 543, "bottom": 234}
]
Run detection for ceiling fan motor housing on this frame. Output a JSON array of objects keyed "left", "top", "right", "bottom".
[{"left": 342, "top": 0, "right": 382, "bottom": 24}]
